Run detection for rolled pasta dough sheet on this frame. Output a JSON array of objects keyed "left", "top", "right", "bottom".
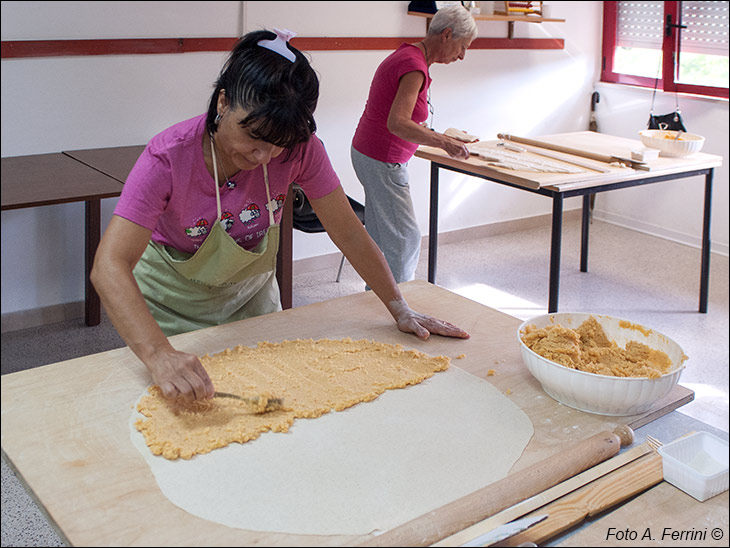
[{"left": 130, "top": 366, "right": 533, "bottom": 536}]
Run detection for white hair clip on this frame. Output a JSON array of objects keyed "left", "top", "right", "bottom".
[{"left": 257, "top": 28, "right": 297, "bottom": 63}]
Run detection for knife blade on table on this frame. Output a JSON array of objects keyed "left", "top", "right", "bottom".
[{"left": 460, "top": 514, "right": 549, "bottom": 547}]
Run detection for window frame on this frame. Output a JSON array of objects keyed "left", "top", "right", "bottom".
[{"left": 601, "top": 1, "right": 729, "bottom": 99}]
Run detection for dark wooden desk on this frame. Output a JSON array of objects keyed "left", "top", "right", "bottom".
[
  {"left": 63, "top": 145, "right": 146, "bottom": 184},
  {"left": 416, "top": 132, "right": 723, "bottom": 313},
  {"left": 1, "top": 153, "right": 125, "bottom": 326}
]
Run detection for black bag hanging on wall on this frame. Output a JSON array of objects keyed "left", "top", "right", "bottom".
[
  {"left": 647, "top": 77, "right": 687, "bottom": 131},
  {"left": 648, "top": 111, "right": 687, "bottom": 131}
]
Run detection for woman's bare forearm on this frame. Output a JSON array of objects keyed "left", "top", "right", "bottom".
[{"left": 91, "top": 255, "right": 173, "bottom": 362}]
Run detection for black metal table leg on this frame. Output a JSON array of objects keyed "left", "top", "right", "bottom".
[
  {"left": 580, "top": 194, "right": 591, "bottom": 273},
  {"left": 699, "top": 169, "right": 714, "bottom": 313},
  {"left": 548, "top": 195, "right": 564, "bottom": 313},
  {"left": 428, "top": 162, "right": 440, "bottom": 284}
]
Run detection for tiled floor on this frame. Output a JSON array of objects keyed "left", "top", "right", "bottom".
[{"left": 2, "top": 218, "right": 728, "bottom": 546}]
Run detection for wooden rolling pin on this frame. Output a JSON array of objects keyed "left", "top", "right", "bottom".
[
  {"left": 357, "top": 428, "right": 629, "bottom": 547},
  {"left": 497, "top": 133, "right": 648, "bottom": 170}
]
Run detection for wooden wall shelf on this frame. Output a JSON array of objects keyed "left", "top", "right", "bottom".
[{"left": 408, "top": 10, "right": 565, "bottom": 41}]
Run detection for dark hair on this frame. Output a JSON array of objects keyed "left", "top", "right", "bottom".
[{"left": 206, "top": 30, "right": 319, "bottom": 151}]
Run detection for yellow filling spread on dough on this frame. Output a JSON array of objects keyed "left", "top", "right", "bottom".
[
  {"left": 135, "top": 338, "right": 450, "bottom": 460},
  {"left": 521, "top": 317, "right": 673, "bottom": 379}
]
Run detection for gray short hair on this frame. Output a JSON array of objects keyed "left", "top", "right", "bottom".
[{"left": 427, "top": 4, "right": 478, "bottom": 40}]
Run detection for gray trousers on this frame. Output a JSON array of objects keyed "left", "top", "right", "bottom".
[{"left": 351, "top": 145, "right": 421, "bottom": 283}]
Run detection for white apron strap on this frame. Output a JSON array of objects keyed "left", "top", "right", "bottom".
[
  {"left": 263, "top": 164, "right": 275, "bottom": 227},
  {"left": 210, "top": 138, "right": 224, "bottom": 220}
]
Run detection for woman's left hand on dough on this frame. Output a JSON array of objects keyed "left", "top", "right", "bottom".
[{"left": 389, "top": 299, "right": 470, "bottom": 340}]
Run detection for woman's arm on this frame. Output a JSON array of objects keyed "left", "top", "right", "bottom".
[
  {"left": 310, "top": 187, "right": 469, "bottom": 340},
  {"left": 387, "top": 71, "right": 469, "bottom": 160},
  {"left": 90, "top": 215, "right": 214, "bottom": 401}
]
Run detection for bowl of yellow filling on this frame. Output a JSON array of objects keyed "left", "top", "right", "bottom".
[
  {"left": 518, "top": 313, "right": 688, "bottom": 416},
  {"left": 638, "top": 129, "right": 705, "bottom": 157}
]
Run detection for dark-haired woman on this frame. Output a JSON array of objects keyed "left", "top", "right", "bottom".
[{"left": 91, "top": 29, "right": 469, "bottom": 403}]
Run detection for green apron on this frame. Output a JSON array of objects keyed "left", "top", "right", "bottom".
[{"left": 134, "top": 143, "right": 281, "bottom": 336}]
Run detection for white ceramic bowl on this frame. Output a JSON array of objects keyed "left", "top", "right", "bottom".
[
  {"left": 639, "top": 129, "right": 705, "bottom": 157},
  {"left": 517, "top": 313, "right": 687, "bottom": 416}
]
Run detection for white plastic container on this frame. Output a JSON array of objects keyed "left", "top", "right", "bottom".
[
  {"left": 631, "top": 147, "right": 660, "bottom": 162},
  {"left": 658, "top": 432, "right": 729, "bottom": 502}
]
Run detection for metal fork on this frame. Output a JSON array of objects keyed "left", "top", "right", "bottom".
[
  {"left": 646, "top": 435, "right": 663, "bottom": 452},
  {"left": 213, "top": 392, "right": 284, "bottom": 413}
]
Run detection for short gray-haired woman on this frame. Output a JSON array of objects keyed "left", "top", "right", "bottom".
[{"left": 351, "top": 4, "right": 478, "bottom": 283}]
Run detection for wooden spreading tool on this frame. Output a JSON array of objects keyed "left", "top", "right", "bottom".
[{"left": 213, "top": 392, "right": 284, "bottom": 413}]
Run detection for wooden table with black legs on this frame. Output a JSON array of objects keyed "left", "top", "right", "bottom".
[{"left": 415, "top": 131, "right": 722, "bottom": 313}]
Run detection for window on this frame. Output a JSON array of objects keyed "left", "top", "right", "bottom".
[{"left": 602, "top": 1, "right": 729, "bottom": 99}]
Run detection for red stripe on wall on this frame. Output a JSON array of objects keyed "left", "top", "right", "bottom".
[
  {"left": 1, "top": 36, "right": 563, "bottom": 59},
  {"left": 1, "top": 38, "right": 238, "bottom": 58}
]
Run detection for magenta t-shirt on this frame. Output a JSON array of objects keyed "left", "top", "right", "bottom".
[
  {"left": 115, "top": 114, "right": 340, "bottom": 253},
  {"left": 352, "top": 43, "right": 431, "bottom": 163}
]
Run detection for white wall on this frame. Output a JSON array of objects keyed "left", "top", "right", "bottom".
[{"left": 2, "top": 1, "right": 728, "bottom": 317}]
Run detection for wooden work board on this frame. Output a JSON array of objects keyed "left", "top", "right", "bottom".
[
  {"left": 0, "top": 281, "right": 693, "bottom": 546},
  {"left": 416, "top": 131, "right": 722, "bottom": 192}
]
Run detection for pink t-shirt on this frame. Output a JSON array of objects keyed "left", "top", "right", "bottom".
[
  {"left": 352, "top": 43, "right": 431, "bottom": 163},
  {"left": 115, "top": 114, "right": 340, "bottom": 253}
]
